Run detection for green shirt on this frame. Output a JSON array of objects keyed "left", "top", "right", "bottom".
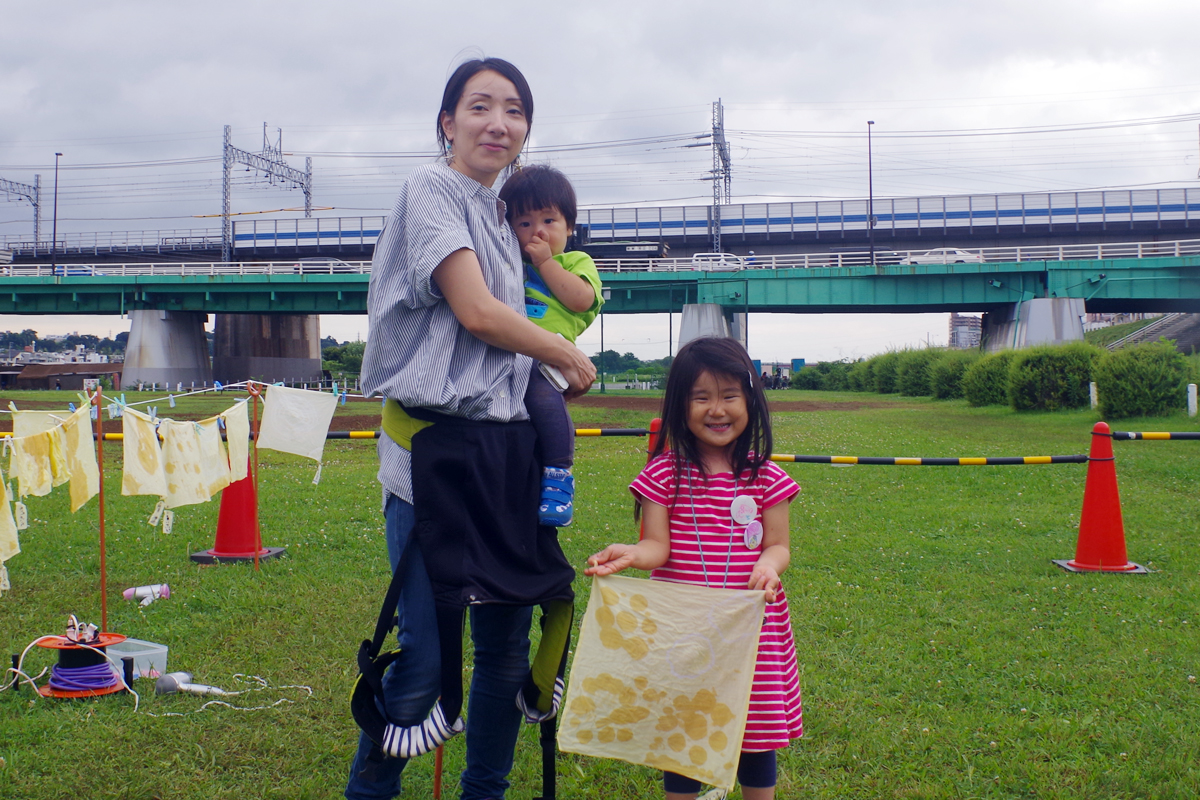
[{"left": 524, "top": 251, "right": 603, "bottom": 343}]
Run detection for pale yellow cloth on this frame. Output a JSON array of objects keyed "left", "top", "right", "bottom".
[
  {"left": 159, "top": 419, "right": 212, "bottom": 509},
  {"left": 121, "top": 407, "right": 168, "bottom": 498},
  {"left": 0, "top": 464, "right": 19, "bottom": 564},
  {"left": 559, "top": 575, "right": 765, "bottom": 791},
  {"left": 8, "top": 429, "right": 64, "bottom": 498},
  {"left": 196, "top": 417, "right": 231, "bottom": 499},
  {"left": 221, "top": 401, "right": 250, "bottom": 482},
  {"left": 11, "top": 409, "right": 66, "bottom": 438},
  {"left": 60, "top": 406, "right": 100, "bottom": 512},
  {"left": 256, "top": 386, "right": 338, "bottom": 463}
]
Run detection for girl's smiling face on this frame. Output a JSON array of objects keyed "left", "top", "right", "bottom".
[
  {"left": 686, "top": 369, "right": 749, "bottom": 466},
  {"left": 440, "top": 70, "right": 529, "bottom": 187}
]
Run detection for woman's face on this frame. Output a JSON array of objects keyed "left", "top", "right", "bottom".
[{"left": 441, "top": 70, "right": 529, "bottom": 188}]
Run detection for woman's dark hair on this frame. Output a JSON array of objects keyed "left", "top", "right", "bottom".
[
  {"left": 497, "top": 164, "right": 577, "bottom": 228},
  {"left": 436, "top": 57, "right": 534, "bottom": 154},
  {"left": 638, "top": 337, "right": 773, "bottom": 517}
]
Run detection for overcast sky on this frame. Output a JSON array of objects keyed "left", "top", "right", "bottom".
[{"left": 4, "top": 0, "right": 1200, "bottom": 362}]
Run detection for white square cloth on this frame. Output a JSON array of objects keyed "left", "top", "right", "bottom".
[{"left": 256, "top": 386, "right": 338, "bottom": 463}]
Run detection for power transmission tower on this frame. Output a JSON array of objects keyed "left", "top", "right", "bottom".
[
  {"left": 708, "top": 99, "right": 731, "bottom": 253},
  {"left": 1, "top": 174, "right": 41, "bottom": 244},
  {"left": 222, "top": 124, "right": 313, "bottom": 262}
]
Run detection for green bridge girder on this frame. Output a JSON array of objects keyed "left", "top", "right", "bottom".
[{"left": 1, "top": 255, "right": 1198, "bottom": 315}]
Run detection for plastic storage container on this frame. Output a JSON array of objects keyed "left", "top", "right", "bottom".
[{"left": 107, "top": 638, "right": 168, "bottom": 679}]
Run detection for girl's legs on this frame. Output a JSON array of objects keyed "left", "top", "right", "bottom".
[{"left": 662, "top": 750, "right": 777, "bottom": 800}]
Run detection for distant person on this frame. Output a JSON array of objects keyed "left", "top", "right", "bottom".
[
  {"left": 498, "top": 165, "right": 604, "bottom": 526},
  {"left": 585, "top": 337, "right": 803, "bottom": 800}
]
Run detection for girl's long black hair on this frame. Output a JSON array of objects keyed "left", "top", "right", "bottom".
[{"left": 638, "top": 336, "right": 773, "bottom": 517}]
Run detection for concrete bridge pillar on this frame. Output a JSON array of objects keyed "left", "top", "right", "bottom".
[
  {"left": 122, "top": 310, "right": 213, "bottom": 387},
  {"left": 211, "top": 314, "right": 323, "bottom": 384},
  {"left": 678, "top": 304, "right": 732, "bottom": 349},
  {"left": 982, "top": 297, "right": 1086, "bottom": 351}
]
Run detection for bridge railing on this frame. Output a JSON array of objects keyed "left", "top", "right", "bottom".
[
  {"left": 0, "top": 261, "right": 371, "bottom": 277},
  {"left": 0, "top": 229, "right": 227, "bottom": 256}
]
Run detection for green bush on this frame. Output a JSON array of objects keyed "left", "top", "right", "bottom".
[
  {"left": 962, "top": 351, "right": 1016, "bottom": 407},
  {"left": 1094, "top": 340, "right": 1189, "bottom": 419},
  {"left": 789, "top": 367, "right": 823, "bottom": 390},
  {"left": 930, "top": 350, "right": 981, "bottom": 400},
  {"left": 895, "top": 348, "right": 944, "bottom": 396},
  {"left": 872, "top": 351, "right": 901, "bottom": 394},
  {"left": 817, "top": 360, "right": 851, "bottom": 391},
  {"left": 846, "top": 359, "right": 874, "bottom": 392},
  {"left": 1008, "top": 342, "right": 1102, "bottom": 411}
]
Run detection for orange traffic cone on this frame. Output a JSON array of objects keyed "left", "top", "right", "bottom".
[
  {"left": 190, "top": 466, "right": 286, "bottom": 564},
  {"left": 1053, "top": 422, "right": 1146, "bottom": 574}
]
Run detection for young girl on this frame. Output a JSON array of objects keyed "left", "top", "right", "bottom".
[{"left": 585, "top": 336, "right": 803, "bottom": 800}]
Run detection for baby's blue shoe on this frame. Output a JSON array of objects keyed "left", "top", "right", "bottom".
[{"left": 539, "top": 467, "right": 574, "bottom": 527}]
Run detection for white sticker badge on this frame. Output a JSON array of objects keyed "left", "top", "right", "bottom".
[{"left": 730, "top": 495, "right": 757, "bottom": 526}]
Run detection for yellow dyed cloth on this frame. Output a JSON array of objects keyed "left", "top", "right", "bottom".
[
  {"left": 559, "top": 575, "right": 765, "bottom": 790},
  {"left": 121, "top": 407, "right": 168, "bottom": 498},
  {"left": 0, "top": 465, "right": 19, "bottom": 564},
  {"left": 159, "top": 419, "right": 213, "bottom": 509},
  {"left": 196, "top": 417, "right": 231, "bottom": 499},
  {"left": 256, "top": 386, "right": 338, "bottom": 463},
  {"left": 11, "top": 409, "right": 66, "bottom": 438},
  {"left": 221, "top": 401, "right": 250, "bottom": 482},
  {"left": 9, "top": 428, "right": 66, "bottom": 498},
  {"left": 60, "top": 406, "right": 100, "bottom": 512}
]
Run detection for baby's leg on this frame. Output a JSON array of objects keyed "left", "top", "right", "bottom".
[
  {"left": 663, "top": 771, "right": 700, "bottom": 800},
  {"left": 524, "top": 365, "right": 575, "bottom": 526}
]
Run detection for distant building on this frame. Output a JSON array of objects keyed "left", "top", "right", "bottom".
[
  {"left": 14, "top": 362, "right": 123, "bottom": 391},
  {"left": 948, "top": 313, "right": 982, "bottom": 349}
]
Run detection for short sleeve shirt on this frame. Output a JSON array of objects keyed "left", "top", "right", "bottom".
[
  {"left": 361, "top": 162, "right": 533, "bottom": 503},
  {"left": 524, "top": 251, "right": 603, "bottom": 343}
]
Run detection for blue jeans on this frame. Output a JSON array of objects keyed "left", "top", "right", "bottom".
[{"left": 345, "top": 494, "right": 534, "bottom": 800}]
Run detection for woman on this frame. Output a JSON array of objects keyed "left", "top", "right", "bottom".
[{"left": 347, "top": 57, "right": 595, "bottom": 800}]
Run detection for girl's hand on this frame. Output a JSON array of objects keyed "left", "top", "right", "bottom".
[
  {"left": 584, "top": 544, "right": 639, "bottom": 577},
  {"left": 748, "top": 564, "right": 781, "bottom": 603}
]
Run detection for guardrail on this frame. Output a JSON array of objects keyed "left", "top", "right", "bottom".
[{"left": 0, "top": 261, "right": 372, "bottom": 277}]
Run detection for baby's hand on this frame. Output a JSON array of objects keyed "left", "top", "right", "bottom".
[
  {"left": 525, "top": 231, "right": 555, "bottom": 269},
  {"left": 584, "top": 544, "right": 637, "bottom": 577},
  {"left": 748, "top": 565, "right": 781, "bottom": 603}
]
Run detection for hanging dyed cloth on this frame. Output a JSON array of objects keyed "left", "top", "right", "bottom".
[
  {"left": 196, "top": 417, "right": 231, "bottom": 499},
  {"left": 220, "top": 400, "right": 250, "bottom": 482},
  {"left": 558, "top": 575, "right": 765, "bottom": 791},
  {"left": 10, "top": 408, "right": 66, "bottom": 438},
  {"left": 121, "top": 407, "right": 168, "bottom": 498},
  {"left": 256, "top": 386, "right": 338, "bottom": 482},
  {"left": 9, "top": 429, "right": 63, "bottom": 498},
  {"left": 158, "top": 419, "right": 212, "bottom": 509},
  {"left": 60, "top": 405, "right": 100, "bottom": 513},
  {"left": 0, "top": 463, "right": 19, "bottom": 594}
]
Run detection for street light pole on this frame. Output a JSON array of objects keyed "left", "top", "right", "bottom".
[
  {"left": 867, "top": 122, "right": 875, "bottom": 266},
  {"left": 51, "top": 152, "right": 62, "bottom": 270}
]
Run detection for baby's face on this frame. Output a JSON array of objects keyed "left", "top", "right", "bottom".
[{"left": 511, "top": 206, "right": 571, "bottom": 258}]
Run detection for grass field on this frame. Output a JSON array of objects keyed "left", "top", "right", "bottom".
[{"left": 2, "top": 388, "right": 1200, "bottom": 799}]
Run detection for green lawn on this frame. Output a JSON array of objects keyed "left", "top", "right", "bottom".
[{"left": 2, "top": 389, "right": 1199, "bottom": 799}]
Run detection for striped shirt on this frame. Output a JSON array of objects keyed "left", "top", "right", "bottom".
[
  {"left": 630, "top": 453, "right": 804, "bottom": 751},
  {"left": 361, "top": 162, "right": 532, "bottom": 503}
]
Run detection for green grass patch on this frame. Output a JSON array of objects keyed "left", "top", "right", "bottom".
[{"left": 2, "top": 390, "right": 1200, "bottom": 798}]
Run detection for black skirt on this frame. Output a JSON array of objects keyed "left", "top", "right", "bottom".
[{"left": 406, "top": 405, "right": 575, "bottom": 608}]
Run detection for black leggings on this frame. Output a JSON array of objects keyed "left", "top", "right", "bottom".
[{"left": 663, "top": 749, "right": 777, "bottom": 793}]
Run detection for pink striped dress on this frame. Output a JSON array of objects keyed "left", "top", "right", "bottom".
[{"left": 630, "top": 452, "right": 804, "bottom": 751}]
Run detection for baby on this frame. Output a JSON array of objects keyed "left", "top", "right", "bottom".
[{"left": 499, "top": 165, "right": 603, "bottom": 526}]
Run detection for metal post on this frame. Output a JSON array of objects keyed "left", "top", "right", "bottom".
[
  {"left": 51, "top": 153, "right": 62, "bottom": 270},
  {"left": 867, "top": 121, "right": 875, "bottom": 266},
  {"left": 222, "top": 125, "right": 232, "bottom": 263},
  {"left": 599, "top": 308, "right": 605, "bottom": 394},
  {"left": 33, "top": 174, "right": 40, "bottom": 245}
]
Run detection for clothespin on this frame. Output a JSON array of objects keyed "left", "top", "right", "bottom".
[
  {"left": 332, "top": 381, "right": 338, "bottom": 396},
  {"left": 7, "top": 401, "right": 17, "bottom": 413},
  {"left": 340, "top": 392, "right": 347, "bottom": 406},
  {"left": 68, "top": 403, "right": 76, "bottom": 412},
  {"left": 168, "top": 394, "right": 176, "bottom": 408},
  {"left": 214, "top": 380, "right": 224, "bottom": 392}
]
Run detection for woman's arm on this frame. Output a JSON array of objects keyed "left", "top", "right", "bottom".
[
  {"left": 432, "top": 248, "right": 596, "bottom": 396},
  {"left": 747, "top": 500, "right": 791, "bottom": 603},
  {"left": 584, "top": 500, "right": 671, "bottom": 576}
]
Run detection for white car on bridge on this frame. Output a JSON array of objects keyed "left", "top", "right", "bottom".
[{"left": 899, "top": 248, "right": 985, "bottom": 265}]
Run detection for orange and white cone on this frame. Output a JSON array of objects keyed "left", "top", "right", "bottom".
[
  {"left": 1053, "top": 422, "right": 1146, "bottom": 574},
  {"left": 190, "top": 462, "right": 285, "bottom": 564}
]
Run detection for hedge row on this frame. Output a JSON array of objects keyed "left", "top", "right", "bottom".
[{"left": 788, "top": 340, "right": 1198, "bottom": 418}]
